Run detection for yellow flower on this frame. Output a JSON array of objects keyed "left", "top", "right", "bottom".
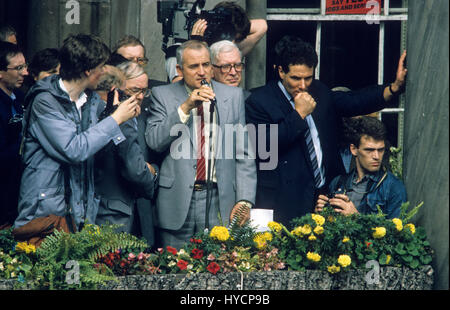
[
  {"left": 372, "top": 227, "right": 386, "bottom": 239},
  {"left": 263, "top": 232, "right": 273, "bottom": 242},
  {"left": 311, "top": 214, "right": 325, "bottom": 226},
  {"left": 253, "top": 232, "right": 273, "bottom": 249},
  {"left": 386, "top": 254, "right": 392, "bottom": 264},
  {"left": 268, "top": 221, "right": 282, "bottom": 233},
  {"left": 210, "top": 226, "right": 230, "bottom": 242},
  {"left": 308, "top": 234, "right": 317, "bottom": 241},
  {"left": 392, "top": 218, "right": 403, "bottom": 231},
  {"left": 327, "top": 265, "right": 341, "bottom": 274},
  {"left": 306, "top": 252, "right": 321, "bottom": 262},
  {"left": 337, "top": 254, "right": 351, "bottom": 268},
  {"left": 327, "top": 216, "right": 335, "bottom": 223},
  {"left": 301, "top": 224, "right": 312, "bottom": 235},
  {"left": 291, "top": 225, "right": 312, "bottom": 237},
  {"left": 342, "top": 236, "right": 350, "bottom": 243},
  {"left": 405, "top": 223, "right": 416, "bottom": 234},
  {"left": 313, "top": 225, "right": 324, "bottom": 235},
  {"left": 15, "top": 242, "right": 36, "bottom": 254},
  {"left": 292, "top": 226, "right": 303, "bottom": 237}
]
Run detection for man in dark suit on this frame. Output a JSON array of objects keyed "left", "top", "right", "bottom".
[{"left": 245, "top": 36, "right": 407, "bottom": 225}]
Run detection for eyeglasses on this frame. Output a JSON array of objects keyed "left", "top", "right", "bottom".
[
  {"left": 125, "top": 87, "right": 151, "bottom": 98},
  {"left": 127, "top": 57, "right": 149, "bottom": 66},
  {"left": 7, "top": 63, "right": 28, "bottom": 72},
  {"left": 213, "top": 62, "right": 245, "bottom": 74}
]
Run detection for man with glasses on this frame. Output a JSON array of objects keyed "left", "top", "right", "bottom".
[
  {"left": 95, "top": 61, "right": 158, "bottom": 240},
  {"left": 210, "top": 40, "right": 249, "bottom": 99},
  {"left": 0, "top": 41, "right": 28, "bottom": 227},
  {"left": 114, "top": 35, "right": 166, "bottom": 89}
]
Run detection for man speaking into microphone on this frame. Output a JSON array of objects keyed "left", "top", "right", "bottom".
[{"left": 145, "top": 40, "right": 256, "bottom": 249}]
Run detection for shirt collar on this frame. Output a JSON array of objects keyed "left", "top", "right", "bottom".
[
  {"left": 58, "top": 78, "right": 87, "bottom": 105},
  {"left": 278, "top": 80, "right": 293, "bottom": 102}
]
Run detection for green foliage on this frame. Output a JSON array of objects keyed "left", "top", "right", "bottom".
[
  {"left": 399, "top": 201, "right": 423, "bottom": 223},
  {"left": 0, "top": 228, "right": 16, "bottom": 252},
  {"left": 270, "top": 204, "right": 433, "bottom": 273},
  {"left": 389, "top": 146, "right": 403, "bottom": 180},
  {"left": 27, "top": 224, "right": 148, "bottom": 289}
]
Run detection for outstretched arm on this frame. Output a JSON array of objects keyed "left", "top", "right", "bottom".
[
  {"left": 236, "top": 19, "right": 268, "bottom": 56},
  {"left": 383, "top": 50, "right": 408, "bottom": 101}
]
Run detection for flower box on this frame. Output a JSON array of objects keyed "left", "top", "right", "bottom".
[{"left": 0, "top": 265, "right": 434, "bottom": 290}]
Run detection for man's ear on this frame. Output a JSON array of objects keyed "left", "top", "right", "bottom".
[
  {"left": 277, "top": 65, "right": 285, "bottom": 80},
  {"left": 350, "top": 144, "right": 358, "bottom": 156},
  {"left": 175, "top": 64, "right": 183, "bottom": 78}
]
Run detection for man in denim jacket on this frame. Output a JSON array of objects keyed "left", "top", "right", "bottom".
[{"left": 314, "top": 116, "right": 406, "bottom": 219}]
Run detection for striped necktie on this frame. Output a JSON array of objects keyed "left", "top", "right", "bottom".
[
  {"left": 196, "top": 104, "right": 206, "bottom": 181},
  {"left": 305, "top": 124, "right": 322, "bottom": 188}
]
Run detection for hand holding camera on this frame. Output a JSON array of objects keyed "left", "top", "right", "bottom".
[
  {"left": 315, "top": 190, "right": 358, "bottom": 216},
  {"left": 110, "top": 89, "right": 140, "bottom": 125}
]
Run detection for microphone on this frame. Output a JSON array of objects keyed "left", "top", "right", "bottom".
[{"left": 201, "top": 79, "right": 217, "bottom": 106}]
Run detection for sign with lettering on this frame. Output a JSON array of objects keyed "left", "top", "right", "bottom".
[{"left": 326, "top": 0, "right": 382, "bottom": 15}]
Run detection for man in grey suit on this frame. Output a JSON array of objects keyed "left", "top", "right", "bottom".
[{"left": 146, "top": 40, "right": 256, "bottom": 249}]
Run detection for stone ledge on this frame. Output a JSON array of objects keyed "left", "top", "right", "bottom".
[
  {"left": 99, "top": 266, "right": 434, "bottom": 290},
  {"left": 0, "top": 266, "right": 434, "bottom": 290}
]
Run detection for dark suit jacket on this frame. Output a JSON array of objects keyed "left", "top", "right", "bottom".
[
  {"left": 245, "top": 79, "right": 388, "bottom": 225},
  {"left": 95, "top": 117, "right": 157, "bottom": 234}
]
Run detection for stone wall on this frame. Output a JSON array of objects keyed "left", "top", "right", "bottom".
[
  {"left": 4, "top": 267, "right": 431, "bottom": 290},
  {"left": 403, "top": 0, "right": 449, "bottom": 290}
]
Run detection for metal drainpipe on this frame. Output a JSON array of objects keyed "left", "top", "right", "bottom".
[{"left": 245, "top": 0, "right": 267, "bottom": 91}]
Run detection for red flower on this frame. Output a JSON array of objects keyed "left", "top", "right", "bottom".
[
  {"left": 190, "top": 238, "right": 203, "bottom": 244},
  {"left": 192, "top": 248, "right": 204, "bottom": 259},
  {"left": 166, "top": 246, "right": 178, "bottom": 255},
  {"left": 207, "top": 262, "right": 220, "bottom": 275},
  {"left": 177, "top": 259, "right": 188, "bottom": 270},
  {"left": 366, "top": 241, "right": 373, "bottom": 248}
]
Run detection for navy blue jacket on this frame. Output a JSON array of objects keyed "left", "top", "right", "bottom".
[
  {"left": 0, "top": 89, "right": 24, "bottom": 224},
  {"left": 245, "top": 79, "right": 389, "bottom": 225},
  {"left": 328, "top": 168, "right": 407, "bottom": 219}
]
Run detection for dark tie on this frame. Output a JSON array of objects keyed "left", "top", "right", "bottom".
[
  {"left": 196, "top": 104, "right": 206, "bottom": 181},
  {"left": 305, "top": 125, "right": 322, "bottom": 188}
]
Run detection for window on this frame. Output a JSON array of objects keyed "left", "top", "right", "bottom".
[{"left": 266, "top": 0, "right": 408, "bottom": 149}]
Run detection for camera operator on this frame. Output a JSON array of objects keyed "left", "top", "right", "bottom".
[
  {"left": 166, "top": 1, "right": 267, "bottom": 83},
  {"left": 314, "top": 116, "right": 407, "bottom": 219}
]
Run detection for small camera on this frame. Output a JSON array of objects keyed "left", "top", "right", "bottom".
[{"left": 99, "top": 89, "right": 129, "bottom": 121}]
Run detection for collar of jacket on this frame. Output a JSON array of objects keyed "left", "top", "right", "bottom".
[
  {"left": 343, "top": 166, "right": 387, "bottom": 193},
  {"left": 25, "top": 74, "right": 99, "bottom": 108}
]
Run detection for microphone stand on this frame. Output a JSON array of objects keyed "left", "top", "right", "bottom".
[{"left": 202, "top": 80, "right": 216, "bottom": 230}]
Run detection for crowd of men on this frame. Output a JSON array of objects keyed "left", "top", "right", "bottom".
[{"left": 0, "top": 2, "right": 408, "bottom": 250}]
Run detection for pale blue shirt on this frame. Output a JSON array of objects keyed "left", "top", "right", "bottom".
[{"left": 278, "top": 81, "right": 325, "bottom": 188}]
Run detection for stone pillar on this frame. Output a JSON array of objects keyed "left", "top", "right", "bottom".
[
  {"left": 403, "top": 0, "right": 449, "bottom": 290},
  {"left": 244, "top": 0, "right": 267, "bottom": 90}
]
